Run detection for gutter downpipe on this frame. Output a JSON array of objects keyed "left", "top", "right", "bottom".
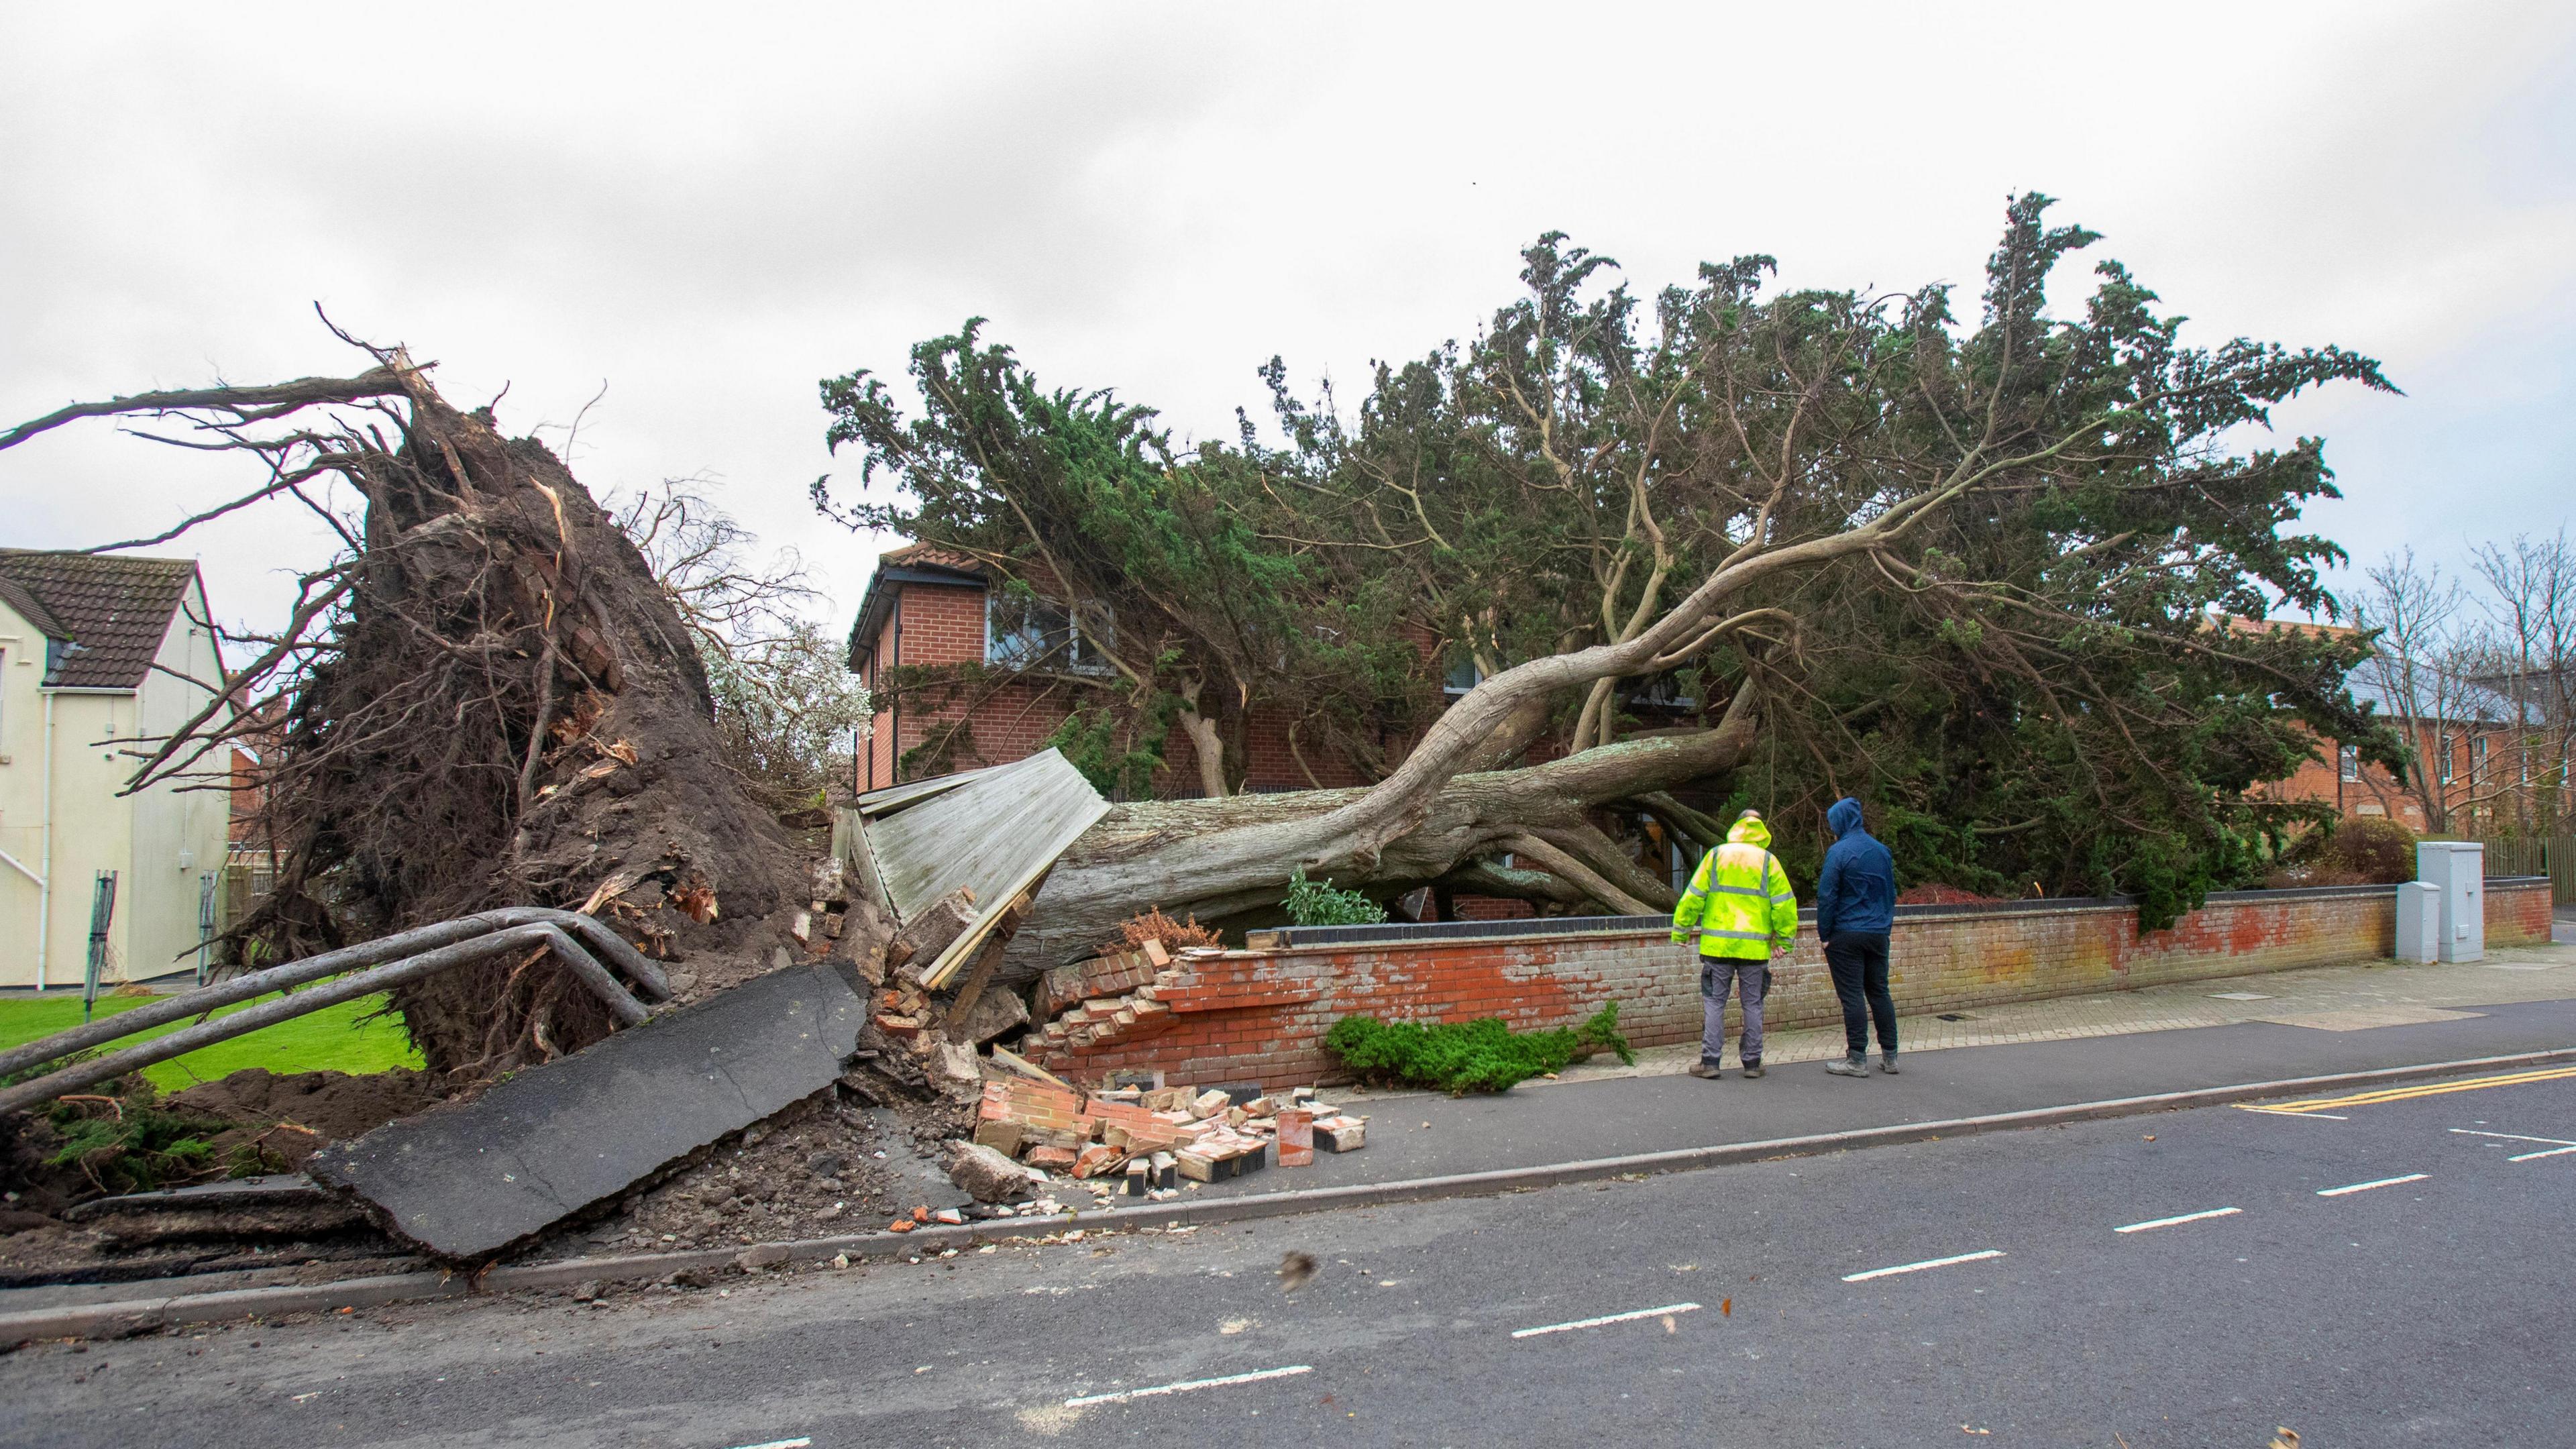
[{"left": 37, "top": 689, "right": 54, "bottom": 990}]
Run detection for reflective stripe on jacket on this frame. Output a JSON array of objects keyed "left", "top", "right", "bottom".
[{"left": 1670, "top": 814, "right": 1799, "bottom": 960}]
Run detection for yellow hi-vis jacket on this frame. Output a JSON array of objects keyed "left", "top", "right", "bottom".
[{"left": 1670, "top": 814, "right": 1800, "bottom": 960}]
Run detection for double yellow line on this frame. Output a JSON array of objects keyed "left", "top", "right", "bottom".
[{"left": 2240, "top": 1064, "right": 2576, "bottom": 1117}]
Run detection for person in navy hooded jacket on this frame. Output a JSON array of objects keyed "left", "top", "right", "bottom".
[{"left": 1815, "top": 796, "right": 1899, "bottom": 1077}]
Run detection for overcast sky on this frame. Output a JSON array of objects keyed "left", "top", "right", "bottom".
[{"left": 3, "top": 2, "right": 2571, "bottom": 641}]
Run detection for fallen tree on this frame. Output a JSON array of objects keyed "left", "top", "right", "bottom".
[
  {"left": 0, "top": 332, "right": 807, "bottom": 1077},
  {"left": 822, "top": 195, "right": 2401, "bottom": 956}
]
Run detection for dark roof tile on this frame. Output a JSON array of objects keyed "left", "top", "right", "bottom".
[{"left": 0, "top": 551, "right": 199, "bottom": 690}]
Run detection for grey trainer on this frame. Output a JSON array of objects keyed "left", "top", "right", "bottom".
[
  {"left": 1878, "top": 1051, "right": 1901, "bottom": 1074},
  {"left": 1739, "top": 1062, "right": 1766, "bottom": 1079},
  {"left": 1688, "top": 1062, "right": 1723, "bottom": 1080},
  {"left": 1825, "top": 1053, "right": 1870, "bottom": 1078}
]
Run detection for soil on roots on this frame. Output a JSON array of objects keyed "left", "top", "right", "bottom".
[{"left": 238, "top": 389, "right": 804, "bottom": 1079}]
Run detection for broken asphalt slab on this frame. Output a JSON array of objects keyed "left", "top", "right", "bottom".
[{"left": 306, "top": 961, "right": 868, "bottom": 1262}]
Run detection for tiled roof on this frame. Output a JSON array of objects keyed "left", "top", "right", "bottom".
[
  {"left": 0, "top": 550, "right": 199, "bottom": 690},
  {"left": 0, "top": 572, "right": 63, "bottom": 639},
  {"left": 879, "top": 541, "right": 985, "bottom": 574},
  {"left": 847, "top": 541, "right": 990, "bottom": 671}
]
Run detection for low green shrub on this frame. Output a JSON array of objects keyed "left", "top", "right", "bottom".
[
  {"left": 1324, "top": 1002, "right": 1635, "bottom": 1094},
  {"left": 2322, "top": 816, "right": 2418, "bottom": 883},
  {"left": 43, "top": 1095, "right": 236, "bottom": 1195},
  {"left": 1283, "top": 867, "right": 1387, "bottom": 927}
]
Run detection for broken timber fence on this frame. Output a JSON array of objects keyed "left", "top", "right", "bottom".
[{"left": 0, "top": 908, "right": 670, "bottom": 1116}]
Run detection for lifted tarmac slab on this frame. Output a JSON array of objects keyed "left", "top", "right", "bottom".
[{"left": 307, "top": 961, "right": 867, "bottom": 1261}]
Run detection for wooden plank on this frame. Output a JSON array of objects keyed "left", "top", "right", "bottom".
[
  {"left": 859, "top": 750, "right": 1110, "bottom": 987},
  {"left": 835, "top": 807, "right": 891, "bottom": 918},
  {"left": 922, "top": 868, "right": 1051, "bottom": 990},
  {"left": 865, "top": 752, "right": 1103, "bottom": 916},
  {"left": 943, "top": 936, "right": 1008, "bottom": 1026},
  {"left": 853, "top": 766, "right": 992, "bottom": 816}
]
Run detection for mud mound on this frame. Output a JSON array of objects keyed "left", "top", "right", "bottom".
[{"left": 166, "top": 1068, "right": 445, "bottom": 1162}]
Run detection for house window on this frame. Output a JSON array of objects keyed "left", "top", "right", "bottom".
[
  {"left": 2436, "top": 733, "right": 2454, "bottom": 785},
  {"left": 986, "top": 592, "right": 1111, "bottom": 674},
  {"left": 2472, "top": 735, "right": 2488, "bottom": 782},
  {"left": 2337, "top": 745, "right": 2359, "bottom": 783},
  {"left": 1444, "top": 655, "right": 1485, "bottom": 695}
]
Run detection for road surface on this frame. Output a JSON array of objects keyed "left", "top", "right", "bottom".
[{"left": 6, "top": 1065, "right": 2572, "bottom": 1447}]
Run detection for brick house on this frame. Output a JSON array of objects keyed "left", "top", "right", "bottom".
[
  {"left": 2234, "top": 616, "right": 2564, "bottom": 833},
  {"left": 845, "top": 543, "right": 1389, "bottom": 798}
]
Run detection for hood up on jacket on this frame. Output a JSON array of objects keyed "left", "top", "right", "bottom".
[
  {"left": 1727, "top": 812, "right": 1773, "bottom": 849},
  {"left": 1827, "top": 797, "right": 1865, "bottom": 840}
]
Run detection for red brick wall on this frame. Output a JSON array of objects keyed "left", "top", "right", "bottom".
[
  {"left": 1026, "top": 879, "right": 2557, "bottom": 1090},
  {"left": 2493, "top": 875, "right": 2554, "bottom": 945}
]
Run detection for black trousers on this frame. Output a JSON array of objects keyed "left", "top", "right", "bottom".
[{"left": 1823, "top": 932, "right": 1896, "bottom": 1055}]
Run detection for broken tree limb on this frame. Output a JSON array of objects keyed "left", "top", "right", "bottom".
[{"left": 1495, "top": 833, "right": 1659, "bottom": 917}]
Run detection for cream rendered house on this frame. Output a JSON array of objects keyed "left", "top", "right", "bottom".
[{"left": 0, "top": 551, "right": 231, "bottom": 989}]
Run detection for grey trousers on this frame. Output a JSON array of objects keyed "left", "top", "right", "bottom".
[{"left": 1700, "top": 956, "right": 1770, "bottom": 1065}]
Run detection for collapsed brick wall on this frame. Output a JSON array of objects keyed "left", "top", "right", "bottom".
[{"left": 1022, "top": 878, "right": 2558, "bottom": 1091}]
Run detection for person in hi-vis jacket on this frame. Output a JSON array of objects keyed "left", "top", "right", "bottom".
[{"left": 1670, "top": 810, "right": 1800, "bottom": 1079}]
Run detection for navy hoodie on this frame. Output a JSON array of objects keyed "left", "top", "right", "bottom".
[{"left": 1814, "top": 797, "right": 1896, "bottom": 940}]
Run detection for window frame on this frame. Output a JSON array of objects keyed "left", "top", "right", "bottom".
[{"left": 984, "top": 590, "right": 1114, "bottom": 676}]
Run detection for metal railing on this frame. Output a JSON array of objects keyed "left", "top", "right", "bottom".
[{"left": 0, "top": 908, "right": 671, "bottom": 1116}]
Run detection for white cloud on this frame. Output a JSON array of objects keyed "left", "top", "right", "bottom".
[{"left": 3, "top": 0, "right": 2569, "bottom": 635}]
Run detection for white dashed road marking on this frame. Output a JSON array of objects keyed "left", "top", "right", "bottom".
[
  {"left": 1842, "top": 1250, "right": 2004, "bottom": 1283},
  {"left": 2447, "top": 1128, "right": 2576, "bottom": 1160},
  {"left": 2114, "top": 1207, "right": 2241, "bottom": 1234},
  {"left": 1511, "top": 1303, "right": 1703, "bottom": 1338},
  {"left": 723, "top": 1439, "right": 812, "bottom": 1449},
  {"left": 2317, "top": 1173, "right": 2429, "bottom": 1197},
  {"left": 1064, "top": 1365, "right": 1313, "bottom": 1407}
]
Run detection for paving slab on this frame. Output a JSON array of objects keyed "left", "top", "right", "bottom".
[
  {"left": 307, "top": 961, "right": 867, "bottom": 1260},
  {"left": 1171, "top": 945, "right": 2576, "bottom": 1201}
]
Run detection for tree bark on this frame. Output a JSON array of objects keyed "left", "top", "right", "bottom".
[
  {"left": 1006, "top": 681, "right": 1758, "bottom": 970},
  {"left": 1175, "top": 700, "right": 1231, "bottom": 799}
]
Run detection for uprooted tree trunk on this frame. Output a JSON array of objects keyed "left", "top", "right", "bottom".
[
  {"left": 0, "top": 345, "right": 806, "bottom": 1078},
  {"left": 1008, "top": 675, "right": 1764, "bottom": 969}
]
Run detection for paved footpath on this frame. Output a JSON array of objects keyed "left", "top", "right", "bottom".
[{"left": 1175, "top": 938, "right": 2576, "bottom": 1198}]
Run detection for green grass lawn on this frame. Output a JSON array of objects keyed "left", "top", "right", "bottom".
[{"left": 0, "top": 991, "right": 422, "bottom": 1094}]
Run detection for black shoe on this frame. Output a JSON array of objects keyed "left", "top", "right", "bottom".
[
  {"left": 1878, "top": 1051, "right": 1900, "bottom": 1074},
  {"left": 1740, "top": 1062, "right": 1766, "bottom": 1079},
  {"left": 1688, "top": 1062, "right": 1723, "bottom": 1080},
  {"left": 1825, "top": 1054, "right": 1869, "bottom": 1078}
]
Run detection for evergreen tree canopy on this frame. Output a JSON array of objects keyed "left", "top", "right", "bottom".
[{"left": 819, "top": 195, "right": 2400, "bottom": 930}]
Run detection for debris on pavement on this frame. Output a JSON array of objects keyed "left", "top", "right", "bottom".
[{"left": 959, "top": 1074, "right": 1368, "bottom": 1204}]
